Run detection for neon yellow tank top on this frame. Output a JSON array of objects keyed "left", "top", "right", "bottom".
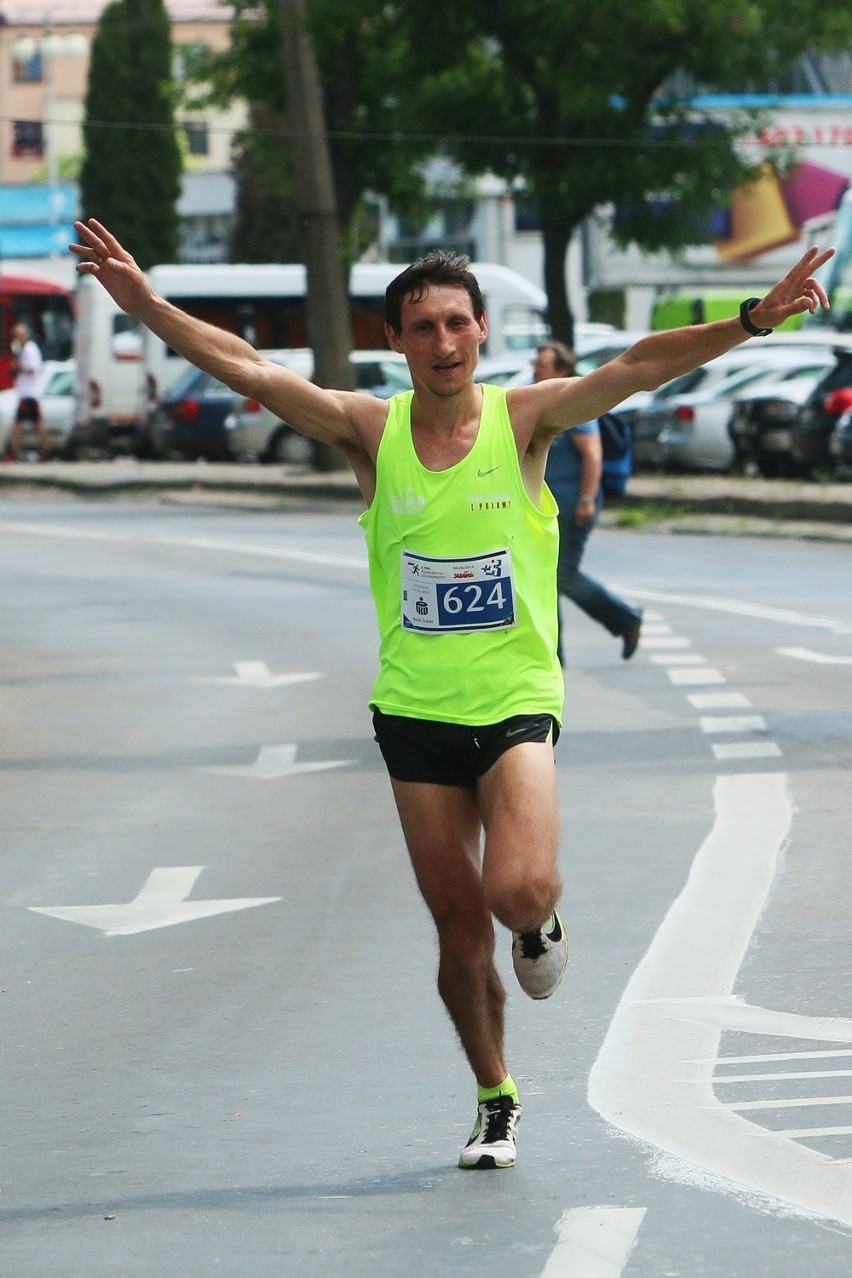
[{"left": 358, "top": 383, "right": 564, "bottom": 726}]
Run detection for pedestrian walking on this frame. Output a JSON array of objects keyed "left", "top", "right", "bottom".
[
  {"left": 535, "top": 341, "right": 643, "bottom": 663},
  {"left": 5, "top": 321, "right": 50, "bottom": 461}
]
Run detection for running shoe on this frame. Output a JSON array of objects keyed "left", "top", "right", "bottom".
[
  {"left": 458, "top": 1095, "right": 522, "bottom": 1170},
  {"left": 512, "top": 910, "right": 568, "bottom": 999}
]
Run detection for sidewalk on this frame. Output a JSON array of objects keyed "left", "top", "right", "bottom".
[{"left": 1, "top": 457, "right": 851, "bottom": 542}]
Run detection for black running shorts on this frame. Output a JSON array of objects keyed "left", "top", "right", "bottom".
[
  {"left": 372, "top": 709, "right": 559, "bottom": 787},
  {"left": 15, "top": 397, "right": 40, "bottom": 422}
]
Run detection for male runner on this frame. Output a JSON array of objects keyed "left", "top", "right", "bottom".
[{"left": 70, "top": 220, "right": 832, "bottom": 1169}]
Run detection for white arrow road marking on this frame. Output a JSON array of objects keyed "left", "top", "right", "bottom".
[
  {"left": 539, "top": 1207, "right": 646, "bottom": 1278},
  {"left": 588, "top": 773, "right": 852, "bottom": 1227},
  {"left": 29, "top": 866, "right": 280, "bottom": 937},
  {"left": 776, "top": 647, "right": 852, "bottom": 665},
  {"left": 198, "top": 662, "right": 322, "bottom": 689},
  {"left": 201, "top": 743, "right": 351, "bottom": 780}
]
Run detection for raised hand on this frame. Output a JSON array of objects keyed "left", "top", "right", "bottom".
[
  {"left": 68, "top": 219, "right": 154, "bottom": 316},
  {"left": 751, "top": 244, "right": 835, "bottom": 331}
]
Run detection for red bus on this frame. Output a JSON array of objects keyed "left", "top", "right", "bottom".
[{"left": 0, "top": 274, "right": 75, "bottom": 390}]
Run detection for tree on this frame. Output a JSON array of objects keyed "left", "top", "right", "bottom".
[
  {"left": 200, "top": 0, "right": 433, "bottom": 265},
  {"left": 80, "top": 0, "right": 182, "bottom": 269},
  {"left": 389, "top": 0, "right": 852, "bottom": 344}
]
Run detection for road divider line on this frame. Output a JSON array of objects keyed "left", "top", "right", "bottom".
[
  {"left": 712, "top": 742, "right": 782, "bottom": 760},
  {"left": 539, "top": 1207, "right": 646, "bottom": 1278},
  {"left": 588, "top": 772, "right": 852, "bottom": 1228},
  {"left": 668, "top": 667, "right": 726, "bottom": 685}
]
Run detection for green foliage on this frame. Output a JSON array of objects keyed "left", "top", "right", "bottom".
[
  {"left": 383, "top": 0, "right": 852, "bottom": 337},
  {"left": 80, "top": 0, "right": 182, "bottom": 269},
  {"left": 228, "top": 106, "right": 301, "bottom": 263},
  {"left": 193, "top": 0, "right": 852, "bottom": 329},
  {"left": 199, "top": 0, "right": 434, "bottom": 262}
]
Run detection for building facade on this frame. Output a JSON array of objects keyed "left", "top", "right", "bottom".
[{"left": 0, "top": 0, "right": 243, "bottom": 184}]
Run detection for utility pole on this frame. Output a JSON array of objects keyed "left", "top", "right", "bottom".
[{"left": 277, "top": 0, "right": 353, "bottom": 471}]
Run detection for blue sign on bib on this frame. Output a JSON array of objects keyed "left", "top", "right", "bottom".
[{"left": 401, "top": 547, "right": 517, "bottom": 633}]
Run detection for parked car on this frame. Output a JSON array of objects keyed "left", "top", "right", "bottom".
[
  {"left": 790, "top": 349, "right": 852, "bottom": 475},
  {"left": 226, "top": 350, "right": 412, "bottom": 464},
  {"left": 1, "top": 360, "right": 76, "bottom": 458},
  {"left": 142, "top": 365, "right": 240, "bottom": 461},
  {"left": 650, "top": 353, "right": 837, "bottom": 473},
  {"left": 631, "top": 346, "right": 842, "bottom": 471},
  {"left": 829, "top": 407, "right": 852, "bottom": 477},
  {"left": 728, "top": 375, "right": 832, "bottom": 477}
]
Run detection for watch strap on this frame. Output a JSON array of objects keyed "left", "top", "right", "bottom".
[{"left": 739, "top": 297, "right": 773, "bottom": 337}]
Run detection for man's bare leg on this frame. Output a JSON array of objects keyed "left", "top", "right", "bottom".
[{"left": 390, "top": 777, "right": 507, "bottom": 1086}]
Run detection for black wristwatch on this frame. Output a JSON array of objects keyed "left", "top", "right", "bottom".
[{"left": 739, "top": 297, "right": 773, "bottom": 337}]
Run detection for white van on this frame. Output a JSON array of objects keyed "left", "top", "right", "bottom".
[
  {"left": 141, "top": 260, "right": 548, "bottom": 411},
  {"left": 72, "top": 272, "right": 145, "bottom": 454}
]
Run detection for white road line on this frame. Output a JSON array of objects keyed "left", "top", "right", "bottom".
[
  {"left": 539, "top": 1207, "right": 646, "bottom": 1278},
  {"left": 610, "top": 584, "right": 852, "bottom": 635},
  {"left": 696, "top": 1050, "right": 852, "bottom": 1065},
  {"left": 0, "top": 520, "right": 368, "bottom": 571},
  {"left": 588, "top": 772, "right": 852, "bottom": 1228},
  {"left": 640, "top": 636, "right": 692, "bottom": 649},
  {"left": 699, "top": 715, "right": 768, "bottom": 734},
  {"left": 776, "top": 647, "right": 852, "bottom": 665},
  {"left": 668, "top": 667, "right": 726, "bottom": 685},
  {"left": 712, "top": 1070, "right": 852, "bottom": 1083},
  {"left": 712, "top": 742, "right": 782, "bottom": 760},
  {"left": 688, "top": 692, "right": 752, "bottom": 709},
  {"left": 642, "top": 623, "right": 674, "bottom": 635},
  {"left": 778, "top": 1127, "right": 852, "bottom": 1138},
  {"left": 726, "top": 1096, "right": 852, "bottom": 1111}
]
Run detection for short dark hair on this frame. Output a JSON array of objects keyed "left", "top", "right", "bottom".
[
  {"left": 536, "top": 341, "right": 576, "bottom": 376},
  {"left": 385, "top": 250, "right": 485, "bottom": 334}
]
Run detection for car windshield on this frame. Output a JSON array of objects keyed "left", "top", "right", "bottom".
[{"left": 44, "top": 369, "right": 74, "bottom": 396}]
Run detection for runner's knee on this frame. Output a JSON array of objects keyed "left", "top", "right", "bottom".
[{"left": 484, "top": 864, "right": 560, "bottom": 933}]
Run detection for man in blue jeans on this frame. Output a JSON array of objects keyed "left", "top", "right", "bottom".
[{"left": 536, "top": 342, "right": 643, "bottom": 663}]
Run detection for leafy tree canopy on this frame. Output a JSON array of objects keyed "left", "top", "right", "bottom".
[{"left": 80, "top": 0, "right": 182, "bottom": 269}]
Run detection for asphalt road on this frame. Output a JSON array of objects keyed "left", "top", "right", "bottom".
[{"left": 1, "top": 498, "right": 851, "bottom": 1277}]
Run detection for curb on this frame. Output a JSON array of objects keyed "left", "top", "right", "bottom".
[{"left": 1, "top": 461, "right": 851, "bottom": 539}]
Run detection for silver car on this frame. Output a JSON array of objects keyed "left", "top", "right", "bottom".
[
  {"left": 653, "top": 355, "right": 836, "bottom": 473},
  {"left": 226, "top": 350, "right": 412, "bottom": 464}
]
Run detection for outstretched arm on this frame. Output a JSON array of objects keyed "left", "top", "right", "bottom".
[
  {"left": 512, "top": 244, "right": 835, "bottom": 444},
  {"left": 69, "top": 219, "right": 387, "bottom": 472}
]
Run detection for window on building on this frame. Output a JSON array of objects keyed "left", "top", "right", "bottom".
[
  {"left": 12, "top": 49, "right": 43, "bottom": 84},
  {"left": 182, "top": 120, "right": 210, "bottom": 156},
  {"left": 514, "top": 199, "right": 541, "bottom": 234},
  {"left": 12, "top": 120, "right": 44, "bottom": 159}
]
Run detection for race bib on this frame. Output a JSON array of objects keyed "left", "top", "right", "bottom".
[{"left": 401, "top": 548, "right": 516, "bottom": 633}]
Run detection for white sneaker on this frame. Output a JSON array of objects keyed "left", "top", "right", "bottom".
[
  {"left": 512, "top": 910, "right": 568, "bottom": 999},
  {"left": 458, "top": 1096, "right": 522, "bottom": 1170}
]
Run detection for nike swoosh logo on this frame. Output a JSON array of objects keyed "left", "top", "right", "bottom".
[{"left": 477, "top": 466, "right": 501, "bottom": 477}]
